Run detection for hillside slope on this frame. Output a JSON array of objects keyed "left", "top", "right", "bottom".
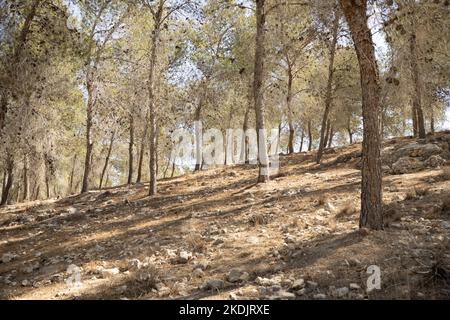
[{"left": 1, "top": 133, "right": 449, "bottom": 300}]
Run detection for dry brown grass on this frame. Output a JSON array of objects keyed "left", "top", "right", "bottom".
[
  {"left": 186, "top": 233, "right": 207, "bottom": 253},
  {"left": 335, "top": 201, "right": 358, "bottom": 219},
  {"left": 441, "top": 167, "right": 450, "bottom": 180},
  {"left": 125, "top": 264, "right": 160, "bottom": 298}
]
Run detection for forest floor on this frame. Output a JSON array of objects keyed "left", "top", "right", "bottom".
[{"left": 1, "top": 133, "right": 450, "bottom": 300}]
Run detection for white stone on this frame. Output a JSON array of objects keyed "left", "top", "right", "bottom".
[{"left": 292, "top": 278, "right": 305, "bottom": 289}]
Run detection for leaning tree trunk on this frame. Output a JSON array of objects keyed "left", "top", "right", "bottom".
[
  {"left": 128, "top": 113, "right": 134, "bottom": 184},
  {"left": 253, "top": 0, "right": 270, "bottom": 183},
  {"left": 340, "top": 0, "right": 383, "bottom": 230},
  {"left": 317, "top": 9, "right": 339, "bottom": 164},
  {"left": 307, "top": 120, "right": 312, "bottom": 151},
  {"left": 409, "top": 32, "right": 426, "bottom": 139},
  {"left": 99, "top": 131, "right": 115, "bottom": 190}
]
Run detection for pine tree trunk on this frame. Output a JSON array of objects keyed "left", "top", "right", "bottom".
[
  {"left": 328, "top": 126, "right": 335, "bottom": 148},
  {"left": 136, "top": 121, "right": 148, "bottom": 183},
  {"left": 99, "top": 131, "right": 115, "bottom": 190},
  {"left": 147, "top": 2, "right": 163, "bottom": 196},
  {"left": 254, "top": 0, "right": 270, "bottom": 183},
  {"left": 0, "top": 157, "right": 13, "bottom": 206},
  {"left": 299, "top": 129, "right": 304, "bottom": 152},
  {"left": 340, "top": 0, "right": 383, "bottom": 230},
  {"left": 240, "top": 87, "right": 252, "bottom": 164},
  {"left": 128, "top": 114, "right": 134, "bottom": 184},
  {"left": 308, "top": 120, "right": 312, "bottom": 151},
  {"left": 194, "top": 103, "right": 203, "bottom": 172},
  {"left": 81, "top": 74, "right": 95, "bottom": 193},
  {"left": 286, "top": 64, "right": 295, "bottom": 154},
  {"left": 317, "top": 9, "right": 339, "bottom": 164},
  {"left": 409, "top": 32, "right": 426, "bottom": 139},
  {"left": 68, "top": 154, "right": 77, "bottom": 194},
  {"left": 0, "top": 92, "right": 7, "bottom": 133}
]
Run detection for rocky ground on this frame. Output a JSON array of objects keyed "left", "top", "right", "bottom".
[{"left": 1, "top": 132, "right": 450, "bottom": 300}]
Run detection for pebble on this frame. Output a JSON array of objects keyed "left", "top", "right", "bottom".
[
  {"left": 350, "top": 283, "right": 361, "bottom": 290},
  {"left": 228, "top": 269, "right": 245, "bottom": 283},
  {"left": 178, "top": 251, "right": 192, "bottom": 263},
  {"left": 275, "top": 291, "right": 295, "bottom": 299},
  {"left": 292, "top": 278, "right": 305, "bottom": 289},
  {"left": 201, "top": 279, "right": 225, "bottom": 290}
]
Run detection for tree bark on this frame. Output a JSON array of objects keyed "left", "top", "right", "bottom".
[
  {"left": 194, "top": 103, "right": 203, "bottom": 171},
  {"left": 254, "top": 0, "right": 270, "bottom": 183},
  {"left": 299, "top": 128, "right": 304, "bottom": 152},
  {"left": 286, "top": 62, "right": 295, "bottom": 154},
  {"left": 147, "top": 1, "right": 164, "bottom": 196},
  {"left": 136, "top": 120, "right": 148, "bottom": 183},
  {"left": 340, "top": 0, "right": 383, "bottom": 230},
  {"left": 328, "top": 125, "right": 335, "bottom": 148},
  {"left": 409, "top": 32, "right": 426, "bottom": 139},
  {"left": 317, "top": 9, "right": 339, "bottom": 164},
  {"left": 307, "top": 120, "right": 312, "bottom": 151},
  {"left": 240, "top": 86, "right": 252, "bottom": 164},
  {"left": 81, "top": 71, "right": 95, "bottom": 193},
  {"left": 0, "top": 93, "right": 7, "bottom": 134},
  {"left": 68, "top": 154, "right": 77, "bottom": 194},
  {"left": 99, "top": 131, "right": 115, "bottom": 190},
  {"left": 128, "top": 113, "right": 134, "bottom": 184}
]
